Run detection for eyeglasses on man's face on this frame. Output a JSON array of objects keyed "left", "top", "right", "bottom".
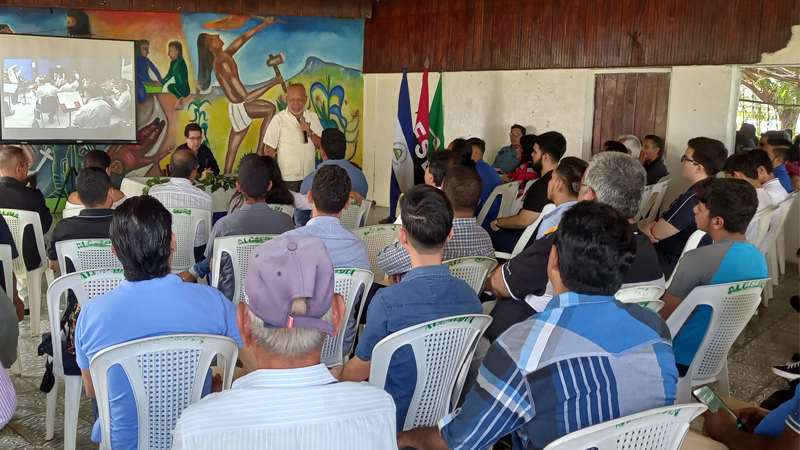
[
  {"left": 680, "top": 155, "right": 700, "bottom": 165},
  {"left": 509, "top": 133, "right": 522, "bottom": 137}
]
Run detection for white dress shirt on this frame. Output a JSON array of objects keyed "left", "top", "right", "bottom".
[
  {"left": 763, "top": 177, "right": 789, "bottom": 205},
  {"left": 148, "top": 178, "right": 212, "bottom": 246},
  {"left": 263, "top": 108, "right": 324, "bottom": 182},
  {"left": 113, "top": 89, "right": 132, "bottom": 115},
  {"left": 73, "top": 97, "right": 111, "bottom": 129},
  {"left": 171, "top": 364, "right": 397, "bottom": 450}
]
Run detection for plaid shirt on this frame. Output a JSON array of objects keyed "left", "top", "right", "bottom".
[
  {"left": 377, "top": 217, "right": 495, "bottom": 276},
  {"left": 439, "top": 291, "right": 678, "bottom": 450}
]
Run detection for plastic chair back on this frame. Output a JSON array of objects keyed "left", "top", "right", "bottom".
[
  {"left": 340, "top": 199, "right": 373, "bottom": 230},
  {"left": 56, "top": 239, "right": 122, "bottom": 274},
  {"left": 495, "top": 203, "right": 556, "bottom": 260},
  {"left": 636, "top": 184, "right": 656, "bottom": 222},
  {"left": 748, "top": 204, "right": 778, "bottom": 250},
  {"left": 615, "top": 285, "right": 666, "bottom": 312},
  {"left": 637, "top": 179, "right": 670, "bottom": 228},
  {"left": 211, "top": 234, "right": 278, "bottom": 304},
  {"left": 511, "top": 180, "right": 534, "bottom": 215},
  {"left": 369, "top": 314, "right": 492, "bottom": 431},
  {"left": 477, "top": 181, "right": 522, "bottom": 225},
  {"left": 665, "top": 279, "right": 768, "bottom": 403},
  {"left": 168, "top": 207, "right": 212, "bottom": 272},
  {"left": 90, "top": 334, "right": 238, "bottom": 450},
  {"left": 267, "top": 203, "right": 296, "bottom": 218},
  {"left": 543, "top": 404, "right": 707, "bottom": 450},
  {"left": 444, "top": 257, "right": 498, "bottom": 294},
  {"left": 665, "top": 230, "right": 707, "bottom": 290},
  {"left": 354, "top": 225, "right": 401, "bottom": 282},
  {"left": 62, "top": 206, "right": 83, "bottom": 219},
  {"left": 0, "top": 244, "right": 12, "bottom": 297},
  {"left": 320, "top": 268, "right": 374, "bottom": 368}
]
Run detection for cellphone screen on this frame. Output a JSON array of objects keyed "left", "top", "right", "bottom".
[{"left": 692, "top": 386, "right": 738, "bottom": 420}]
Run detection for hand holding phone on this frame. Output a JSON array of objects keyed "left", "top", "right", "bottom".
[{"left": 692, "top": 386, "right": 748, "bottom": 432}]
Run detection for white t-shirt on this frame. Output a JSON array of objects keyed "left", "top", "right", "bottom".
[{"left": 263, "top": 108, "right": 323, "bottom": 182}]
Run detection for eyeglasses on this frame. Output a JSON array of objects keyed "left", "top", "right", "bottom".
[
  {"left": 680, "top": 155, "right": 700, "bottom": 165},
  {"left": 187, "top": 136, "right": 203, "bottom": 141},
  {"left": 509, "top": 133, "right": 522, "bottom": 137},
  {"left": 572, "top": 182, "right": 587, "bottom": 193}
]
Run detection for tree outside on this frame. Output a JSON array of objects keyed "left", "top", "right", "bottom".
[{"left": 738, "top": 67, "right": 800, "bottom": 136}]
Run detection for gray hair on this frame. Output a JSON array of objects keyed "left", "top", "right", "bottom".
[
  {"left": 247, "top": 298, "right": 331, "bottom": 357},
  {"left": 584, "top": 152, "right": 646, "bottom": 219},
  {"left": 617, "top": 134, "right": 642, "bottom": 160}
]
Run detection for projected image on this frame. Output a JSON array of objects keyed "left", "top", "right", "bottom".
[{"left": 2, "top": 58, "right": 133, "bottom": 131}]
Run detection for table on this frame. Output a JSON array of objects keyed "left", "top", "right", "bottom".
[{"left": 120, "top": 177, "right": 237, "bottom": 215}]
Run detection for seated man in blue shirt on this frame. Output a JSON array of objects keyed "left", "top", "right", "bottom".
[
  {"left": 645, "top": 137, "right": 728, "bottom": 277},
  {"left": 492, "top": 124, "right": 525, "bottom": 175},
  {"left": 338, "top": 184, "right": 483, "bottom": 430},
  {"left": 766, "top": 140, "right": 796, "bottom": 193},
  {"left": 465, "top": 137, "right": 503, "bottom": 222},
  {"left": 659, "top": 178, "right": 767, "bottom": 376},
  {"left": 398, "top": 201, "right": 678, "bottom": 450},
  {"left": 297, "top": 128, "right": 369, "bottom": 226},
  {"left": 74, "top": 196, "right": 255, "bottom": 450}
]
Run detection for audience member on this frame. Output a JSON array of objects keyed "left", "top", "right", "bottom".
[
  {"left": 602, "top": 140, "right": 628, "bottom": 153},
  {"left": 171, "top": 235, "right": 397, "bottom": 449},
  {"left": 658, "top": 178, "right": 767, "bottom": 376},
  {"left": 488, "top": 131, "right": 565, "bottom": 253},
  {"left": 175, "top": 123, "right": 220, "bottom": 178},
  {"left": 645, "top": 137, "right": 727, "bottom": 277},
  {"left": 74, "top": 196, "right": 254, "bottom": 450},
  {"left": 424, "top": 149, "right": 459, "bottom": 188},
  {"left": 535, "top": 157, "right": 587, "bottom": 240},
  {"left": 642, "top": 134, "right": 669, "bottom": 185},
  {"left": 751, "top": 149, "right": 789, "bottom": 204},
  {"left": 466, "top": 137, "right": 503, "bottom": 217},
  {"left": 297, "top": 128, "right": 368, "bottom": 225},
  {"left": 618, "top": 133, "right": 642, "bottom": 160},
  {"left": 261, "top": 155, "right": 314, "bottom": 209},
  {"left": 0, "top": 288, "right": 20, "bottom": 370},
  {"left": 767, "top": 140, "right": 796, "bottom": 193},
  {"left": 738, "top": 123, "right": 757, "bottom": 150},
  {"left": 379, "top": 167, "right": 494, "bottom": 278},
  {"left": 184, "top": 157, "right": 294, "bottom": 300},
  {"left": 65, "top": 150, "right": 126, "bottom": 210},
  {"left": 723, "top": 154, "right": 774, "bottom": 252},
  {"left": 0, "top": 145, "right": 52, "bottom": 274},
  {"left": 397, "top": 201, "right": 678, "bottom": 450},
  {"left": 758, "top": 130, "right": 791, "bottom": 149},
  {"left": 492, "top": 124, "right": 525, "bottom": 174},
  {"left": 0, "top": 363, "right": 16, "bottom": 429},
  {"left": 338, "top": 185, "right": 482, "bottom": 429},
  {"left": 505, "top": 134, "right": 538, "bottom": 183},
  {"left": 486, "top": 152, "right": 664, "bottom": 341},
  {"left": 0, "top": 214, "right": 21, "bottom": 317},
  {"left": 148, "top": 149, "right": 212, "bottom": 263},
  {"left": 73, "top": 85, "right": 111, "bottom": 129},
  {"left": 48, "top": 168, "right": 115, "bottom": 275}
]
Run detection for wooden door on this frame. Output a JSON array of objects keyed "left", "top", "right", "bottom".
[{"left": 591, "top": 72, "right": 670, "bottom": 156}]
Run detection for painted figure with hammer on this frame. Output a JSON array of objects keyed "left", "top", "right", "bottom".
[
  {"left": 197, "top": 15, "right": 286, "bottom": 174},
  {"left": 263, "top": 80, "right": 324, "bottom": 192}
]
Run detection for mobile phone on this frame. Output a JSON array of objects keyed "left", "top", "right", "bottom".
[{"left": 692, "top": 386, "right": 747, "bottom": 431}]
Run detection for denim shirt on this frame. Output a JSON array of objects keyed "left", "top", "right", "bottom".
[
  {"left": 492, "top": 146, "right": 520, "bottom": 174},
  {"left": 356, "top": 264, "right": 482, "bottom": 430}
]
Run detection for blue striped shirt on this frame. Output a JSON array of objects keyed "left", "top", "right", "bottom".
[{"left": 439, "top": 291, "right": 678, "bottom": 450}]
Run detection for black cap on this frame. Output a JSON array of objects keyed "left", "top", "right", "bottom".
[{"left": 238, "top": 158, "right": 271, "bottom": 198}]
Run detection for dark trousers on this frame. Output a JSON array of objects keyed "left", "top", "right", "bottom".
[
  {"left": 487, "top": 227, "right": 524, "bottom": 254},
  {"left": 285, "top": 180, "right": 302, "bottom": 192}
]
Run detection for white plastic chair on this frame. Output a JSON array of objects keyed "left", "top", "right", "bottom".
[
  {"left": 511, "top": 179, "right": 534, "bottom": 215},
  {"left": 55, "top": 239, "right": 122, "bottom": 274},
  {"left": 615, "top": 285, "right": 666, "bottom": 312},
  {"left": 354, "top": 225, "right": 401, "bottom": 282},
  {"left": 267, "top": 203, "right": 296, "bottom": 218},
  {"left": 543, "top": 404, "right": 707, "bottom": 450},
  {"left": 369, "top": 314, "right": 493, "bottom": 431},
  {"left": 495, "top": 203, "right": 556, "bottom": 260},
  {"left": 340, "top": 199, "right": 374, "bottom": 230},
  {"left": 665, "top": 230, "right": 707, "bottom": 290},
  {"left": 762, "top": 192, "right": 797, "bottom": 305},
  {"left": 211, "top": 234, "right": 278, "bottom": 304},
  {"left": 749, "top": 204, "right": 778, "bottom": 250},
  {"left": 665, "top": 278, "right": 769, "bottom": 404},
  {"left": 637, "top": 179, "right": 670, "bottom": 228},
  {"left": 320, "top": 268, "right": 374, "bottom": 368},
  {"left": 45, "top": 269, "right": 126, "bottom": 450},
  {"left": 775, "top": 190, "right": 798, "bottom": 275},
  {"left": 168, "top": 207, "right": 212, "bottom": 273},
  {"left": 0, "top": 208, "right": 49, "bottom": 336},
  {"left": 477, "top": 181, "right": 522, "bottom": 226},
  {"left": 0, "top": 243, "right": 21, "bottom": 376},
  {"left": 636, "top": 184, "right": 655, "bottom": 222},
  {"left": 90, "top": 334, "right": 238, "bottom": 450},
  {"left": 444, "top": 257, "right": 498, "bottom": 294},
  {"left": 61, "top": 206, "right": 83, "bottom": 219}
]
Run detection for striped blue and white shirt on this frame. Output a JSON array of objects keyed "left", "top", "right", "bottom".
[
  {"left": 439, "top": 291, "right": 679, "bottom": 450},
  {"left": 171, "top": 364, "right": 398, "bottom": 450}
]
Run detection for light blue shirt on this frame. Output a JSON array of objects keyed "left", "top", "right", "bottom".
[
  {"left": 297, "top": 159, "right": 370, "bottom": 226},
  {"left": 283, "top": 216, "right": 370, "bottom": 270},
  {"left": 74, "top": 274, "right": 243, "bottom": 450},
  {"left": 535, "top": 200, "right": 577, "bottom": 240}
]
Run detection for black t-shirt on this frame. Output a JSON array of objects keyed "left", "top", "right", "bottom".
[
  {"left": 48, "top": 209, "right": 114, "bottom": 273},
  {"left": 0, "top": 215, "right": 18, "bottom": 293},
  {"left": 521, "top": 170, "right": 554, "bottom": 213},
  {"left": 644, "top": 157, "right": 669, "bottom": 186},
  {"left": 654, "top": 181, "right": 702, "bottom": 266},
  {"left": 176, "top": 143, "right": 220, "bottom": 176}
]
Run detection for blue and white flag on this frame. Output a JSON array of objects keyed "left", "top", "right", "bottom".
[{"left": 389, "top": 68, "right": 418, "bottom": 221}]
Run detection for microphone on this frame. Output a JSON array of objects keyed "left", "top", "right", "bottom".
[{"left": 300, "top": 117, "right": 308, "bottom": 143}]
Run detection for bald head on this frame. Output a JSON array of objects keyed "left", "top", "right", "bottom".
[
  {"left": 170, "top": 148, "right": 198, "bottom": 179},
  {"left": 287, "top": 83, "right": 307, "bottom": 115},
  {"left": 0, "top": 145, "right": 29, "bottom": 182}
]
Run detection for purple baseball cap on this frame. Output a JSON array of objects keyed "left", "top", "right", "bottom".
[{"left": 243, "top": 235, "right": 335, "bottom": 335}]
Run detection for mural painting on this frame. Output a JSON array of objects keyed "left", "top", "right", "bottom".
[{"left": 0, "top": 6, "right": 364, "bottom": 203}]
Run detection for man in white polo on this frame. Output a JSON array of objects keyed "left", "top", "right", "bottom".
[
  {"left": 171, "top": 235, "right": 397, "bottom": 449},
  {"left": 263, "top": 84, "right": 324, "bottom": 191}
]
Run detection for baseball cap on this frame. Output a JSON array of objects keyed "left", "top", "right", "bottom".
[
  {"left": 243, "top": 235, "right": 335, "bottom": 335},
  {"left": 238, "top": 157, "right": 271, "bottom": 198}
]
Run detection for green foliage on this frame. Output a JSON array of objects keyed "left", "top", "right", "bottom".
[{"left": 142, "top": 174, "right": 237, "bottom": 195}]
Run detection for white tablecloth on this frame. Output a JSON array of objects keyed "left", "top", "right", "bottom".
[{"left": 120, "top": 177, "right": 236, "bottom": 213}]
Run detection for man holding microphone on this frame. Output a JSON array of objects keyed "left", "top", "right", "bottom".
[{"left": 263, "top": 83, "right": 324, "bottom": 191}]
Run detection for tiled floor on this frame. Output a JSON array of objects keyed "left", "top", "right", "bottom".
[{"left": 2, "top": 208, "right": 798, "bottom": 448}]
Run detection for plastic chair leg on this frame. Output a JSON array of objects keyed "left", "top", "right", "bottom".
[
  {"left": 28, "top": 270, "right": 42, "bottom": 336},
  {"left": 45, "top": 377, "right": 58, "bottom": 441},
  {"left": 718, "top": 361, "right": 730, "bottom": 398},
  {"left": 777, "top": 229, "right": 786, "bottom": 275},
  {"left": 769, "top": 248, "right": 779, "bottom": 287},
  {"left": 10, "top": 347, "right": 21, "bottom": 376},
  {"left": 64, "top": 376, "right": 82, "bottom": 450},
  {"left": 45, "top": 268, "right": 55, "bottom": 286}
]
